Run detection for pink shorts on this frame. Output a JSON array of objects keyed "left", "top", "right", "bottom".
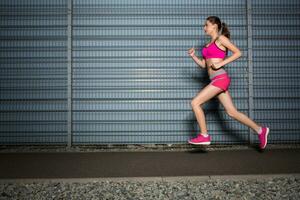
[{"left": 209, "top": 73, "right": 231, "bottom": 92}]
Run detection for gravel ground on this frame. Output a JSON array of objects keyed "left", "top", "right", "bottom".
[
  {"left": 1, "top": 144, "right": 300, "bottom": 199},
  {"left": 0, "top": 175, "right": 300, "bottom": 200}
]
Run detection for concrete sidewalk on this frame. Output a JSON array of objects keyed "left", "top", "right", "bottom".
[{"left": 0, "top": 147, "right": 299, "bottom": 179}]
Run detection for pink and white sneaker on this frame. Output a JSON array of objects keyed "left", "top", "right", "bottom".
[
  {"left": 258, "top": 126, "right": 270, "bottom": 149},
  {"left": 188, "top": 133, "right": 211, "bottom": 145}
]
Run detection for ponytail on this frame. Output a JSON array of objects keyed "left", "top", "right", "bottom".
[
  {"left": 220, "top": 22, "right": 230, "bottom": 56},
  {"left": 220, "top": 22, "right": 230, "bottom": 39}
]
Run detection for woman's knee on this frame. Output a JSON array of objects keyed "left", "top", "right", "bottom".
[{"left": 191, "top": 98, "right": 203, "bottom": 108}]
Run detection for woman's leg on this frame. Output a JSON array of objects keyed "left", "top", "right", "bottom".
[
  {"left": 191, "top": 84, "right": 224, "bottom": 135},
  {"left": 217, "top": 90, "right": 261, "bottom": 134}
]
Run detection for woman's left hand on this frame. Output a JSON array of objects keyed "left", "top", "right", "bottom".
[{"left": 210, "top": 62, "right": 223, "bottom": 70}]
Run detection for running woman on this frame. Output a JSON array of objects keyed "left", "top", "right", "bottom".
[{"left": 187, "top": 16, "right": 269, "bottom": 149}]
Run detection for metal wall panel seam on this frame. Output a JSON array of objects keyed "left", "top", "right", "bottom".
[
  {"left": 246, "top": 0, "right": 254, "bottom": 144},
  {"left": 67, "top": 0, "right": 73, "bottom": 148}
]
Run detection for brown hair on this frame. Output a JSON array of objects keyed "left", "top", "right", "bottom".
[{"left": 206, "top": 16, "right": 230, "bottom": 39}]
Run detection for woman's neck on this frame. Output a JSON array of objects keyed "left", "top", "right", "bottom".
[{"left": 210, "top": 33, "right": 219, "bottom": 42}]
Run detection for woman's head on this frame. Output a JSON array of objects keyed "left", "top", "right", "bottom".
[{"left": 203, "top": 16, "right": 230, "bottom": 39}]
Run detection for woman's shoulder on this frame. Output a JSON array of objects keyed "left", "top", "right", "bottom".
[{"left": 216, "top": 35, "right": 230, "bottom": 43}]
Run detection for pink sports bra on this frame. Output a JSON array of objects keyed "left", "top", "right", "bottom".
[{"left": 202, "top": 39, "right": 227, "bottom": 59}]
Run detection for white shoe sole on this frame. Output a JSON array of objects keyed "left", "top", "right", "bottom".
[{"left": 188, "top": 141, "right": 211, "bottom": 145}]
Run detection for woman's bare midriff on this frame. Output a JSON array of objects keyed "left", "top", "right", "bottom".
[{"left": 205, "top": 58, "right": 226, "bottom": 77}]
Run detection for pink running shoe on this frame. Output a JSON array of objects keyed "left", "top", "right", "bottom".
[
  {"left": 258, "top": 126, "right": 270, "bottom": 149},
  {"left": 188, "top": 134, "right": 211, "bottom": 145}
]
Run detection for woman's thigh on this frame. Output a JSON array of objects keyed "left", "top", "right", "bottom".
[
  {"left": 192, "top": 84, "right": 224, "bottom": 106},
  {"left": 216, "top": 90, "right": 238, "bottom": 114}
]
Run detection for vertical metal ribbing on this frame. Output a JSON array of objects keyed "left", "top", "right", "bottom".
[
  {"left": 67, "top": 0, "right": 73, "bottom": 148},
  {"left": 246, "top": 0, "right": 254, "bottom": 144}
]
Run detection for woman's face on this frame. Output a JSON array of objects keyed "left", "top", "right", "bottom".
[{"left": 203, "top": 20, "right": 217, "bottom": 35}]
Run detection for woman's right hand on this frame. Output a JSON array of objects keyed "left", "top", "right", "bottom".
[{"left": 188, "top": 47, "right": 195, "bottom": 57}]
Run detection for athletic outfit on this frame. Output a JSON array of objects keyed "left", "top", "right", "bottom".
[
  {"left": 188, "top": 37, "right": 270, "bottom": 149},
  {"left": 201, "top": 38, "right": 231, "bottom": 92}
]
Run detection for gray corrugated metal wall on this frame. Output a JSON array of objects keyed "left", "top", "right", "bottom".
[
  {"left": 0, "top": 0, "right": 299, "bottom": 146},
  {"left": 251, "top": 0, "right": 300, "bottom": 144},
  {"left": 0, "top": 0, "right": 68, "bottom": 144}
]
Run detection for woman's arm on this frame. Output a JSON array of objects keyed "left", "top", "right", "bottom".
[
  {"left": 212, "top": 35, "right": 242, "bottom": 69},
  {"left": 191, "top": 55, "right": 206, "bottom": 69}
]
